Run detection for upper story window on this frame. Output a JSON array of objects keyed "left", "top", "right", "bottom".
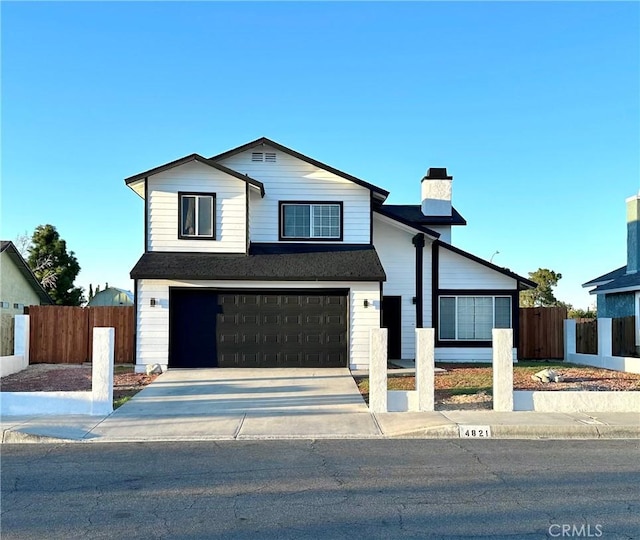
[
  {"left": 439, "top": 296, "right": 512, "bottom": 341},
  {"left": 280, "top": 202, "right": 343, "bottom": 241},
  {"left": 178, "top": 192, "right": 215, "bottom": 239}
]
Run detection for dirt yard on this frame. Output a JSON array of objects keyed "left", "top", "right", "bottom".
[
  {"left": 357, "top": 362, "right": 640, "bottom": 411},
  {"left": 0, "top": 364, "right": 158, "bottom": 403}
]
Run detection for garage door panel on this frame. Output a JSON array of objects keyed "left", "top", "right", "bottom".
[{"left": 171, "top": 290, "right": 348, "bottom": 368}]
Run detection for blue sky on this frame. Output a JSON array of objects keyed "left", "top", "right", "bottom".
[{"left": 2, "top": 1, "right": 638, "bottom": 309}]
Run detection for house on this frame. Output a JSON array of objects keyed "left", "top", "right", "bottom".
[
  {"left": 583, "top": 193, "right": 640, "bottom": 319},
  {"left": 0, "top": 240, "right": 53, "bottom": 356},
  {"left": 125, "top": 137, "right": 535, "bottom": 372},
  {"left": 87, "top": 287, "right": 134, "bottom": 307}
]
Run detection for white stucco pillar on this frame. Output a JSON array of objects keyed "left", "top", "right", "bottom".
[
  {"left": 564, "top": 319, "right": 576, "bottom": 361},
  {"left": 492, "top": 328, "right": 514, "bottom": 412},
  {"left": 597, "top": 318, "right": 612, "bottom": 357},
  {"left": 415, "top": 328, "right": 435, "bottom": 411},
  {"left": 13, "top": 314, "right": 30, "bottom": 363},
  {"left": 369, "top": 328, "right": 387, "bottom": 413},
  {"left": 92, "top": 327, "right": 114, "bottom": 416}
]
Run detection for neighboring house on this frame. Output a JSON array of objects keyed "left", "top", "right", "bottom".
[
  {"left": 125, "top": 137, "right": 535, "bottom": 372},
  {"left": 0, "top": 241, "right": 53, "bottom": 355},
  {"left": 87, "top": 287, "right": 134, "bottom": 307},
  {"left": 583, "top": 193, "right": 640, "bottom": 319}
]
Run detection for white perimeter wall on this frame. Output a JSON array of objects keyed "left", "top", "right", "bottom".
[
  {"left": 137, "top": 279, "right": 380, "bottom": 371},
  {"left": 220, "top": 146, "right": 371, "bottom": 244}
]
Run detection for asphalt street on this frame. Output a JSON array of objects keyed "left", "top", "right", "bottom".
[{"left": 2, "top": 439, "right": 638, "bottom": 539}]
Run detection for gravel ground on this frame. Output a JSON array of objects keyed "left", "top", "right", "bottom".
[{"left": 0, "top": 364, "right": 158, "bottom": 402}]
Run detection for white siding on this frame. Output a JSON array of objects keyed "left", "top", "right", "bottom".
[
  {"left": 219, "top": 146, "right": 371, "bottom": 244},
  {"left": 373, "top": 216, "right": 437, "bottom": 360},
  {"left": 435, "top": 347, "right": 517, "bottom": 363},
  {"left": 147, "top": 161, "right": 246, "bottom": 253},
  {"left": 373, "top": 217, "right": 417, "bottom": 359},
  {"left": 136, "top": 279, "right": 380, "bottom": 371},
  {"left": 438, "top": 246, "right": 517, "bottom": 289}
]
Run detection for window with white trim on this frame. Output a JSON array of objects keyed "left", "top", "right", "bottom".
[
  {"left": 439, "top": 296, "right": 512, "bottom": 341},
  {"left": 280, "top": 203, "right": 341, "bottom": 240},
  {"left": 179, "top": 193, "right": 215, "bottom": 239}
]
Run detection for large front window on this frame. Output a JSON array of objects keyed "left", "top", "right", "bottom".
[
  {"left": 439, "top": 296, "right": 511, "bottom": 341},
  {"left": 280, "top": 202, "right": 342, "bottom": 240},
  {"left": 179, "top": 193, "right": 215, "bottom": 239}
]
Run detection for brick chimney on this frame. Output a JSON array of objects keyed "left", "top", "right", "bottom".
[
  {"left": 421, "top": 168, "right": 452, "bottom": 216},
  {"left": 626, "top": 193, "right": 640, "bottom": 274}
]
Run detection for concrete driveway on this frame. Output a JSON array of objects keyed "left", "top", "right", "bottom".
[{"left": 88, "top": 368, "right": 382, "bottom": 441}]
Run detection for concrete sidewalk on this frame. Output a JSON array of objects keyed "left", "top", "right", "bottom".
[
  {"left": 2, "top": 367, "right": 639, "bottom": 443},
  {"left": 2, "top": 410, "right": 639, "bottom": 444}
]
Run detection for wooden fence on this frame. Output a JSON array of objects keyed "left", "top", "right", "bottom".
[
  {"left": 576, "top": 319, "right": 597, "bottom": 354},
  {"left": 612, "top": 316, "right": 636, "bottom": 357},
  {"left": 518, "top": 307, "right": 567, "bottom": 360},
  {"left": 27, "top": 305, "right": 135, "bottom": 364}
]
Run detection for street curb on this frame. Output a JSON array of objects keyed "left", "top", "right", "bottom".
[{"left": 2, "top": 429, "right": 83, "bottom": 444}]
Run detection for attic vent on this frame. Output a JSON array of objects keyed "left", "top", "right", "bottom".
[
  {"left": 265, "top": 152, "right": 276, "bottom": 162},
  {"left": 251, "top": 152, "right": 264, "bottom": 162}
]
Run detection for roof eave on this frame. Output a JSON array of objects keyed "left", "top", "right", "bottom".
[
  {"left": 124, "top": 154, "right": 265, "bottom": 197},
  {"left": 374, "top": 208, "right": 441, "bottom": 239}
]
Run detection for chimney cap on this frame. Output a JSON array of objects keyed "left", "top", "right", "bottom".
[{"left": 423, "top": 168, "right": 452, "bottom": 180}]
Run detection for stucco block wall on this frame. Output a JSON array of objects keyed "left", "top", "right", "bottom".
[
  {"left": 0, "top": 252, "right": 41, "bottom": 356},
  {"left": 598, "top": 292, "right": 634, "bottom": 318}
]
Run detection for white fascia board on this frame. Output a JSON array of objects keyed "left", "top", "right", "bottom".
[
  {"left": 590, "top": 284, "right": 640, "bottom": 295},
  {"left": 128, "top": 179, "right": 145, "bottom": 199}
]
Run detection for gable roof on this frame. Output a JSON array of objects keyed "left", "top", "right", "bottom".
[
  {"left": 582, "top": 266, "right": 626, "bottom": 288},
  {"left": 378, "top": 204, "right": 467, "bottom": 227},
  {"left": 437, "top": 240, "right": 537, "bottom": 290},
  {"left": 130, "top": 243, "right": 386, "bottom": 282},
  {"left": 210, "top": 137, "right": 390, "bottom": 203},
  {"left": 0, "top": 241, "right": 54, "bottom": 305},
  {"left": 124, "top": 154, "right": 265, "bottom": 197}
]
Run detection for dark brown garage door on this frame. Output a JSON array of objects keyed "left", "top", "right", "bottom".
[{"left": 169, "top": 289, "right": 348, "bottom": 368}]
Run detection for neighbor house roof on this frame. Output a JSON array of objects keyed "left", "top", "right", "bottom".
[
  {"left": 0, "top": 241, "right": 53, "bottom": 305},
  {"left": 379, "top": 205, "right": 467, "bottom": 227},
  {"left": 130, "top": 243, "right": 387, "bottom": 282},
  {"left": 437, "top": 240, "right": 537, "bottom": 290},
  {"left": 210, "top": 137, "right": 390, "bottom": 203},
  {"left": 588, "top": 270, "right": 640, "bottom": 295},
  {"left": 582, "top": 266, "right": 626, "bottom": 288},
  {"left": 124, "top": 154, "right": 265, "bottom": 197}
]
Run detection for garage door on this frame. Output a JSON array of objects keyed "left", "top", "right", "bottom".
[{"left": 169, "top": 289, "right": 348, "bottom": 368}]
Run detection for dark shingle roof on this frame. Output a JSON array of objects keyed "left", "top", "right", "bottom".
[
  {"left": 582, "top": 266, "right": 626, "bottom": 288},
  {"left": 210, "top": 137, "right": 389, "bottom": 202},
  {"left": 0, "top": 241, "right": 53, "bottom": 305},
  {"left": 590, "top": 271, "right": 640, "bottom": 294},
  {"left": 130, "top": 243, "right": 386, "bottom": 282},
  {"left": 379, "top": 205, "right": 467, "bottom": 227}
]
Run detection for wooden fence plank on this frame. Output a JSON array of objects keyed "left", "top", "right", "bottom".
[
  {"left": 518, "top": 307, "right": 567, "bottom": 360},
  {"left": 612, "top": 316, "right": 636, "bottom": 357}
]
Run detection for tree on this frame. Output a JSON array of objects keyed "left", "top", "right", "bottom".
[
  {"left": 568, "top": 307, "right": 597, "bottom": 319},
  {"left": 27, "top": 224, "right": 84, "bottom": 306},
  {"left": 14, "top": 231, "right": 32, "bottom": 258},
  {"left": 519, "top": 268, "right": 563, "bottom": 307},
  {"left": 88, "top": 284, "right": 94, "bottom": 300}
]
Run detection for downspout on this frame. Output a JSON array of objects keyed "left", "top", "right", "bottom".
[{"left": 412, "top": 233, "right": 425, "bottom": 328}]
